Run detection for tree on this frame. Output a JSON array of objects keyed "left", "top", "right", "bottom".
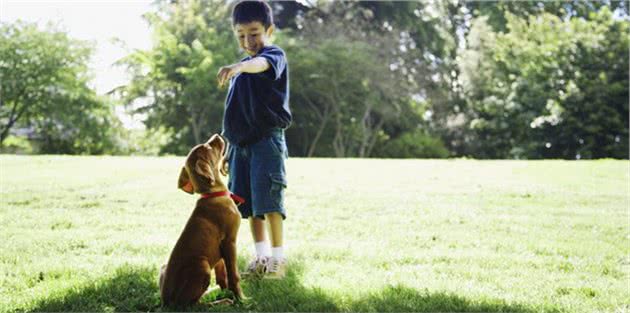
[
  {"left": 0, "top": 21, "right": 123, "bottom": 154},
  {"left": 425, "top": 0, "right": 628, "bottom": 157},
  {"left": 35, "top": 94, "right": 125, "bottom": 154},
  {"left": 467, "top": 0, "right": 628, "bottom": 32},
  {"left": 345, "top": 1, "right": 468, "bottom": 158},
  {"left": 457, "top": 7, "right": 628, "bottom": 159},
  {"left": 282, "top": 6, "right": 417, "bottom": 158},
  {"left": 116, "top": 0, "right": 239, "bottom": 155},
  {"left": 117, "top": 0, "right": 452, "bottom": 158},
  {"left": 537, "top": 7, "right": 629, "bottom": 158}
]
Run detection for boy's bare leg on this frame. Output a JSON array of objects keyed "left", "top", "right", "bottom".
[
  {"left": 249, "top": 217, "right": 266, "bottom": 242},
  {"left": 264, "top": 212, "right": 286, "bottom": 279},
  {"left": 264, "top": 213, "right": 283, "bottom": 247}
]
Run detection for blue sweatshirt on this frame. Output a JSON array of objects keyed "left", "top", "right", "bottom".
[{"left": 222, "top": 45, "right": 291, "bottom": 146}]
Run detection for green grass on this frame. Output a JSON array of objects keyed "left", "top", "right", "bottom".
[{"left": 0, "top": 155, "right": 628, "bottom": 312}]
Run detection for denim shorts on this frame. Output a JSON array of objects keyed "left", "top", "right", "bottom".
[{"left": 227, "top": 129, "right": 288, "bottom": 219}]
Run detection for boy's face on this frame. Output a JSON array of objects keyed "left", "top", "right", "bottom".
[{"left": 234, "top": 21, "right": 274, "bottom": 56}]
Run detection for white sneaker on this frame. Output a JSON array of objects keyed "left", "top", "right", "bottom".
[
  {"left": 243, "top": 255, "right": 268, "bottom": 277},
  {"left": 263, "top": 257, "right": 287, "bottom": 279}
]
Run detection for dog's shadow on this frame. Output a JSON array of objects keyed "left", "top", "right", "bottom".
[
  {"left": 22, "top": 265, "right": 162, "bottom": 312},
  {"left": 21, "top": 261, "right": 560, "bottom": 312}
]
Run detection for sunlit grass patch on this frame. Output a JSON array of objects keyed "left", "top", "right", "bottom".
[{"left": 0, "top": 156, "right": 628, "bottom": 312}]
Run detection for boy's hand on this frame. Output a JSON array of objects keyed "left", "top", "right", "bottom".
[{"left": 217, "top": 63, "right": 242, "bottom": 88}]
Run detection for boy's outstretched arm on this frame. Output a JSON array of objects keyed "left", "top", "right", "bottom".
[{"left": 217, "top": 57, "right": 270, "bottom": 87}]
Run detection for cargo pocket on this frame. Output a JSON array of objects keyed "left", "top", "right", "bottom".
[
  {"left": 269, "top": 173, "right": 287, "bottom": 208},
  {"left": 268, "top": 135, "right": 288, "bottom": 159}
]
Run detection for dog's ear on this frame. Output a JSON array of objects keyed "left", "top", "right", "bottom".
[
  {"left": 195, "top": 159, "right": 215, "bottom": 185},
  {"left": 178, "top": 167, "right": 194, "bottom": 194}
]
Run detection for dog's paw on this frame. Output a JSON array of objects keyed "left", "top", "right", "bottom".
[{"left": 209, "top": 298, "right": 234, "bottom": 306}]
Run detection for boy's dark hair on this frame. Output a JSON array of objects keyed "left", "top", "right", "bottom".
[{"left": 232, "top": 0, "right": 274, "bottom": 29}]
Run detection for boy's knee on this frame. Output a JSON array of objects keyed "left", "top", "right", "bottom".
[{"left": 264, "top": 212, "right": 283, "bottom": 221}]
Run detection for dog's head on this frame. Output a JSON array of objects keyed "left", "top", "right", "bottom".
[{"left": 178, "top": 134, "right": 229, "bottom": 194}]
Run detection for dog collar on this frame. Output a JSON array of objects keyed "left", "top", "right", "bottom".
[{"left": 200, "top": 191, "right": 246, "bottom": 205}]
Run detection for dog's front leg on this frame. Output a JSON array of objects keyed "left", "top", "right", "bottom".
[
  {"left": 220, "top": 240, "right": 244, "bottom": 299},
  {"left": 214, "top": 258, "right": 228, "bottom": 289}
]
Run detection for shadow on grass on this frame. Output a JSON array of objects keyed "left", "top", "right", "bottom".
[
  {"left": 22, "top": 261, "right": 562, "bottom": 313},
  {"left": 346, "top": 286, "right": 562, "bottom": 313},
  {"left": 22, "top": 265, "right": 161, "bottom": 312}
]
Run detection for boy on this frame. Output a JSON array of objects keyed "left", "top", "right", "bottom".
[{"left": 217, "top": 0, "right": 291, "bottom": 279}]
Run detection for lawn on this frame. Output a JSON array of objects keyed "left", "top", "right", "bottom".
[{"left": 0, "top": 155, "right": 628, "bottom": 312}]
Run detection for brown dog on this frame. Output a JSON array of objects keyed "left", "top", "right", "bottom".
[{"left": 159, "top": 134, "right": 244, "bottom": 307}]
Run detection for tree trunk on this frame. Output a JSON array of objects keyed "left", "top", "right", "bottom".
[
  {"left": 329, "top": 78, "right": 347, "bottom": 158},
  {"left": 332, "top": 107, "right": 346, "bottom": 158},
  {"left": 358, "top": 103, "right": 373, "bottom": 158},
  {"left": 0, "top": 101, "right": 27, "bottom": 144},
  {"left": 307, "top": 108, "right": 330, "bottom": 157},
  {"left": 301, "top": 94, "right": 331, "bottom": 157},
  {"left": 365, "top": 119, "right": 385, "bottom": 157},
  {"left": 190, "top": 105, "right": 208, "bottom": 144}
]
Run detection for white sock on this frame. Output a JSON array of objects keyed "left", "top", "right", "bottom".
[
  {"left": 255, "top": 241, "right": 271, "bottom": 257},
  {"left": 271, "top": 246, "right": 285, "bottom": 260}
]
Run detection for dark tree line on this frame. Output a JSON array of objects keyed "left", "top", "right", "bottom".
[{"left": 2, "top": 1, "right": 627, "bottom": 159}]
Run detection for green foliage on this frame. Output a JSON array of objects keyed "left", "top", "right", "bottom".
[
  {"left": 467, "top": 0, "right": 628, "bottom": 32},
  {"left": 36, "top": 95, "right": 127, "bottom": 155},
  {"left": 282, "top": 6, "right": 423, "bottom": 158},
  {"left": 3, "top": 2, "right": 627, "bottom": 159},
  {"left": 114, "top": 1, "right": 628, "bottom": 159},
  {"left": 0, "top": 21, "right": 124, "bottom": 154},
  {"left": 286, "top": 37, "right": 409, "bottom": 157},
  {"left": 373, "top": 128, "right": 449, "bottom": 159},
  {"left": 0, "top": 135, "right": 33, "bottom": 154},
  {"left": 457, "top": 7, "right": 628, "bottom": 159},
  {"left": 118, "top": 1, "right": 450, "bottom": 159},
  {"left": 121, "top": 127, "right": 173, "bottom": 156},
  {"left": 550, "top": 8, "right": 629, "bottom": 159},
  {"left": 117, "top": 0, "right": 239, "bottom": 155}
]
